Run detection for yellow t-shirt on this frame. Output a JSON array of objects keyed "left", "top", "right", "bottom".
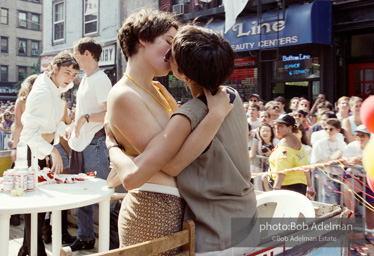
[{"left": 269, "top": 145, "right": 308, "bottom": 186}]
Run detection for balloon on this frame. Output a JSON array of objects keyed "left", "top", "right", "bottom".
[
  {"left": 360, "top": 95, "right": 374, "bottom": 133},
  {"left": 363, "top": 140, "right": 374, "bottom": 180},
  {"left": 367, "top": 173, "right": 374, "bottom": 192}
]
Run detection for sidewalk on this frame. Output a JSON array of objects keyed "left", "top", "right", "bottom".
[{"left": 8, "top": 215, "right": 99, "bottom": 256}]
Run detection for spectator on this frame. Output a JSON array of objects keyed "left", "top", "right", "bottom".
[
  {"left": 258, "top": 99, "right": 265, "bottom": 111},
  {"left": 289, "top": 97, "right": 300, "bottom": 112},
  {"left": 310, "top": 111, "right": 344, "bottom": 145},
  {"left": 298, "top": 99, "right": 311, "bottom": 113},
  {"left": 257, "top": 123, "right": 278, "bottom": 157},
  {"left": 248, "top": 93, "right": 260, "bottom": 105},
  {"left": 342, "top": 96, "right": 362, "bottom": 143},
  {"left": 247, "top": 103, "right": 261, "bottom": 130},
  {"left": 292, "top": 109, "right": 311, "bottom": 145},
  {"left": 274, "top": 96, "right": 289, "bottom": 114},
  {"left": 310, "top": 101, "right": 334, "bottom": 132},
  {"left": 311, "top": 118, "right": 347, "bottom": 205},
  {"left": 310, "top": 93, "right": 328, "bottom": 116},
  {"left": 248, "top": 123, "right": 261, "bottom": 190},
  {"left": 2, "top": 110, "right": 13, "bottom": 131},
  {"left": 269, "top": 114, "right": 314, "bottom": 196},
  {"left": 264, "top": 100, "right": 280, "bottom": 126},
  {"left": 336, "top": 96, "right": 350, "bottom": 122},
  {"left": 293, "top": 123, "right": 312, "bottom": 164},
  {"left": 259, "top": 110, "right": 270, "bottom": 125}
]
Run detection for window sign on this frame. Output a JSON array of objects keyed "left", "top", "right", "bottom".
[{"left": 273, "top": 54, "right": 320, "bottom": 80}]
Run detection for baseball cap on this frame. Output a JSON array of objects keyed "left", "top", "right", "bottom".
[
  {"left": 355, "top": 124, "right": 370, "bottom": 135},
  {"left": 274, "top": 114, "right": 295, "bottom": 126},
  {"left": 248, "top": 94, "right": 260, "bottom": 100}
]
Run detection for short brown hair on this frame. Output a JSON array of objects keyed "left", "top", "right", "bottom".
[
  {"left": 73, "top": 37, "right": 102, "bottom": 62},
  {"left": 118, "top": 9, "right": 179, "bottom": 61},
  {"left": 172, "top": 25, "right": 235, "bottom": 93},
  {"left": 46, "top": 50, "right": 79, "bottom": 76},
  {"left": 326, "top": 118, "right": 341, "bottom": 130},
  {"left": 249, "top": 103, "right": 260, "bottom": 111},
  {"left": 317, "top": 101, "right": 333, "bottom": 111}
]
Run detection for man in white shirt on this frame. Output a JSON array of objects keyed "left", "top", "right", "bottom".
[
  {"left": 310, "top": 111, "right": 345, "bottom": 145},
  {"left": 65, "top": 37, "right": 112, "bottom": 251},
  {"left": 311, "top": 118, "right": 347, "bottom": 205},
  {"left": 247, "top": 103, "right": 261, "bottom": 130}
]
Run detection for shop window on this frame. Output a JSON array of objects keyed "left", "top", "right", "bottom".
[
  {"left": 18, "top": 66, "right": 28, "bottom": 81},
  {"left": 31, "top": 13, "right": 40, "bottom": 30},
  {"left": 1, "top": 37, "right": 8, "bottom": 53},
  {"left": 1, "top": 8, "right": 8, "bottom": 25},
  {"left": 0, "top": 66, "right": 8, "bottom": 81},
  {"left": 31, "top": 41, "right": 39, "bottom": 56},
  {"left": 351, "top": 34, "right": 374, "bottom": 58},
  {"left": 349, "top": 63, "right": 374, "bottom": 98},
  {"left": 18, "top": 39, "right": 27, "bottom": 55},
  {"left": 53, "top": 1, "right": 65, "bottom": 42},
  {"left": 273, "top": 54, "right": 320, "bottom": 81},
  {"left": 226, "top": 57, "right": 258, "bottom": 100},
  {"left": 84, "top": 0, "right": 98, "bottom": 35},
  {"left": 19, "top": 11, "right": 27, "bottom": 28}
]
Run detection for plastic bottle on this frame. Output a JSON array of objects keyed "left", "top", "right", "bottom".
[{"left": 14, "top": 140, "right": 28, "bottom": 169}]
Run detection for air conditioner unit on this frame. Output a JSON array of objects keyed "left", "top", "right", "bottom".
[{"left": 173, "top": 4, "right": 188, "bottom": 15}]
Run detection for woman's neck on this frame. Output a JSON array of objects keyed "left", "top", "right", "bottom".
[{"left": 125, "top": 59, "right": 155, "bottom": 90}]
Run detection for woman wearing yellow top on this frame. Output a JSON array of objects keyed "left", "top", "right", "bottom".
[{"left": 270, "top": 114, "right": 315, "bottom": 197}]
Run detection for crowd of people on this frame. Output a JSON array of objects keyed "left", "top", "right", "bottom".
[
  {"left": 244, "top": 92, "right": 374, "bottom": 239},
  {"left": 3, "top": 6, "right": 374, "bottom": 256}
]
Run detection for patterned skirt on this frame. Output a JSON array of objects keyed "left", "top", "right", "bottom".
[{"left": 118, "top": 190, "right": 185, "bottom": 256}]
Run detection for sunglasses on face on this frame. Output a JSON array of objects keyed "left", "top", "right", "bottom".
[
  {"left": 300, "top": 103, "right": 309, "bottom": 107},
  {"left": 164, "top": 48, "right": 172, "bottom": 62},
  {"left": 272, "top": 106, "right": 279, "bottom": 110},
  {"left": 324, "top": 128, "right": 335, "bottom": 132},
  {"left": 356, "top": 134, "right": 367, "bottom": 138}
]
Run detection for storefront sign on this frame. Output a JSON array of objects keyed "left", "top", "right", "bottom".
[
  {"left": 234, "top": 57, "right": 257, "bottom": 67},
  {"left": 40, "top": 55, "right": 55, "bottom": 72},
  {"left": 99, "top": 44, "right": 116, "bottom": 66},
  {"left": 207, "top": 0, "right": 332, "bottom": 52},
  {"left": 282, "top": 54, "right": 311, "bottom": 62}
]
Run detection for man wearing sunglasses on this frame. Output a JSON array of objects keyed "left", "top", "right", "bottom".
[{"left": 311, "top": 118, "right": 347, "bottom": 205}]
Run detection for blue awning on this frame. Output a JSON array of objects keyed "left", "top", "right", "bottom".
[{"left": 207, "top": 0, "right": 332, "bottom": 52}]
